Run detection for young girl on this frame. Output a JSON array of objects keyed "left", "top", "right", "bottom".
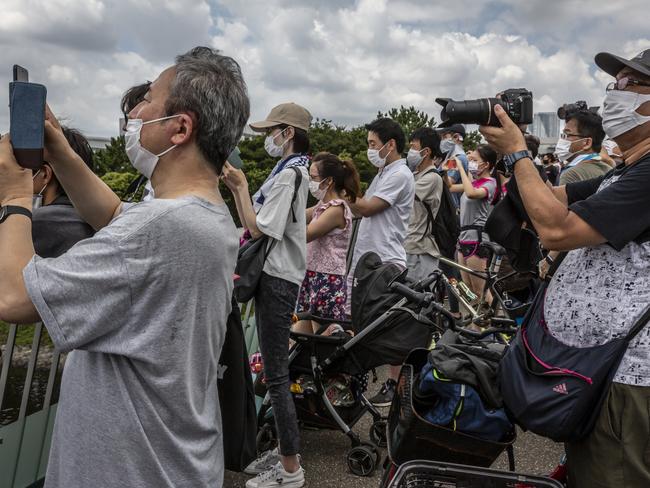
[
  {"left": 294, "top": 152, "right": 361, "bottom": 334},
  {"left": 448, "top": 144, "right": 500, "bottom": 298}
]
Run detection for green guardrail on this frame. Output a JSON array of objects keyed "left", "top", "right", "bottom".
[
  {"left": 0, "top": 323, "right": 61, "bottom": 488},
  {"left": 0, "top": 302, "right": 259, "bottom": 488}
]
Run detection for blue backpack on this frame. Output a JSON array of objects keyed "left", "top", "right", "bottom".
[{"left": 417, "top": 362, "right": 512, "bottom": 442}]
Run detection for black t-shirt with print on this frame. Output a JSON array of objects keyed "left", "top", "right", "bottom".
[{"left": 566, "top": 154, "right": 650, "bottom": 251}]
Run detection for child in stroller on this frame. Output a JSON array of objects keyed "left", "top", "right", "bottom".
[{"left": 253, "top": 252, "right": 445, "bottom": 476}]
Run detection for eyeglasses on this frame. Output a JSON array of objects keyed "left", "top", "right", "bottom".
[
  {"left": 560, "top": 132, "right": 587, "bottom": 140},
  {"left": 606, "top": 76, "right": 650, "bottom": 92}
]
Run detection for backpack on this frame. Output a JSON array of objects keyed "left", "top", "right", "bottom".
[{"left": 415, "top": 168, "right": 460, "bottom": 259}]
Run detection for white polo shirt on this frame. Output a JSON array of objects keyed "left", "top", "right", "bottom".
[{"left": 351, "top": 158, "right": 415, "bottom": 270}]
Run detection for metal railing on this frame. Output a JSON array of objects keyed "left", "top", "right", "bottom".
[
  {"left": 0, "top": 323, "right": 62, "bottom": 488},
  {"left": 0, "top": 301, "right": 259, "bottom": 488}
]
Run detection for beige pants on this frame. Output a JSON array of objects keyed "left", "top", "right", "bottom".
[{"left": 566, "top": 382, "right": 650, "bottom": 488}]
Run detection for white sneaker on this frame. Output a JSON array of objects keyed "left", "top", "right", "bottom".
[
  {"left": 245, "top": 461, "right": 305, "bottom": 488},
  {"left": 244, "top": 448, "right": 281, "bottom": 475}
]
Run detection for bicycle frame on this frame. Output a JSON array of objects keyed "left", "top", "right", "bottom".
[{"left": 438, "top": 252, "right": 516, "bottom": 325}]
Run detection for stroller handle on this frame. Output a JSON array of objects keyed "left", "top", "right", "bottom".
[{"left": 390, "top": 281, "right": 519, "bottom": 339}]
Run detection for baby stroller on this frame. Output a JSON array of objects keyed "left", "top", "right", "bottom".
[
  {"left": 255, "top": 252, "right": 443, "bottom": 476},
  {"left": 378, "top": 281, "right": 562, "bottom": 488}
]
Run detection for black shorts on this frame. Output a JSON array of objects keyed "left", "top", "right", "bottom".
[{"left": 458, "top": 241, "right": 490, "bottom": 259}]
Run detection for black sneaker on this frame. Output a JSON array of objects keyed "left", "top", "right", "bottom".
[{"left": 369, "top": 379, "right": 396, "bottom": 407}]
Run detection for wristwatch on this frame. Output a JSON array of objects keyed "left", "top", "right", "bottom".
[
  {"left": 503, "top": 150, "right": 532, "bottom": 173},
  {"left": 0, "top": 205, "right": 32, "bottom": 224}
]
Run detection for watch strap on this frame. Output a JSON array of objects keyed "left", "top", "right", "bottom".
[
  {"left": 0, "top": 205, "right": 33, "bottom": 223},
  {"left": 504, "top": 150, "right": 532, "bottom": 171}
]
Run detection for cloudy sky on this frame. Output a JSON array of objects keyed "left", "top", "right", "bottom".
[{"left": 1, "top": 0, "right": 648, "bottom": 138}]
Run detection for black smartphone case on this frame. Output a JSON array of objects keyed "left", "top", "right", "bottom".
[{"left": 9, "top": 81, "right": 47, "bottom": 170}]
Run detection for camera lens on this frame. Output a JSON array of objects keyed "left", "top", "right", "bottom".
[{"left": 436, "top": 97, "right": 503, "bottom": 126}]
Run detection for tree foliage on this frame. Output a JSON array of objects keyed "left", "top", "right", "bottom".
[
  {"left": 93, "top": 106, "right": 453, "bottom": 223},
  {"left": 376, "top": 105, "right": 437, "bottom": 140}
]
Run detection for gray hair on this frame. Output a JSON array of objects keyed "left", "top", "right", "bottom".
[{"left": 165, "top": 46, "right": 250, "bottom": 174}]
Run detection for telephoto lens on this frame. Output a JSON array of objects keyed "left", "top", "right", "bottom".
[
  {"left": 436, "top": 97, "right": 501, "bottom": 126},
  {"left": 436, "top": 88, "right": 533, "bottom": 128}
]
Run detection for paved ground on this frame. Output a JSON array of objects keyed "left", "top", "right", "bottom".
[{"left": 224, "top": 367, "right": 564, "bottom": 487}]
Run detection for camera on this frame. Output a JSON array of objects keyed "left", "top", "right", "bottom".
[
  {"left": 556, "top": 100, "right": 600, "bottom": 120},
  {"left": 436, "top": 88, "right": 533, "bottom": 127}
]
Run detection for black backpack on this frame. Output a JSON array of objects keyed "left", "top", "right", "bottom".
[{"left": 415, "top": 168, "right": 460, "bottom": 259}]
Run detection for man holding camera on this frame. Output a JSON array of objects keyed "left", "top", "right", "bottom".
[
  {"left": 0, "top": 46, "right": 250, "bottom": 488},
  {"left": 556, "top": 110, "right": 610, "bottom": 185},
  {"left": 481, "top": 48, "right": 650, "bottom": 488}
]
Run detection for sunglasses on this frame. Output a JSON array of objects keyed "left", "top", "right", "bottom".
[{"left": 606, "top": 76, "right": 650, "bottom": 91}]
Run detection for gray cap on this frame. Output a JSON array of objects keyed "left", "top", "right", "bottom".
[{"left": 437, "top": 123, "right": 466, "bottom": 137}]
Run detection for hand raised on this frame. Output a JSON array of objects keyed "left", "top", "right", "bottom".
[
  {"left": 479, "top": 104, "right": 527, "bottom": 155},
  {"left": 0, "top": 135, "right": 34, "bottom": 206}
]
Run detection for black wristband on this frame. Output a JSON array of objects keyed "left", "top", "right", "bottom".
[{"left": 0, "top": 205, "right": 33, "bottom": 224}]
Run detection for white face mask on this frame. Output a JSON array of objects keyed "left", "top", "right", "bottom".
[
  {"left": 124, "top": 115, "right": 181, "bottom": 179},
  {"left": 601, "top": 89, "right": 650, "bottom": 139},
  {"left": 309, "top": 178, "right": 329, "bottom": 200},
  {"left": 554, "top": 136, "right": 587, "bottom": 162},
  {"left": 367, "top": 142, "right": 389, "bottom": 168},
  {"left": 264, "top": 129, "right": 288, "bottom": 158},
  {"left": 468, "top": 159, "right": 483, "bottom": 178},
  {"left": 406, "top": 148, "right": 425, "bottom": 170},
  {"left": 32, "top": 169, "right": 46, "bottom": 210},
  {"left": 440, "top": 139, "right": 456, "bottom": 156}
]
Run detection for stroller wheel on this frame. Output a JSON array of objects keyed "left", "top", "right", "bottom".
[
  {"left": 347, "top": 444, "right": 378, "bottom": 476},
  {"left": 256, "top": 424, "right": 277, "bottom": 454},
  {"left": 369, "top": 420, "right": 388, "bottom": 448}
]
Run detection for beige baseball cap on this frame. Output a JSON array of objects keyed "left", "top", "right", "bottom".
[{"left": 249, "top": 102, "right": 312, "bottom": 132}]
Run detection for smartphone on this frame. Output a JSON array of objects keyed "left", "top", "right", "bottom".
[
  {"left": 443, "top": 157, "right": 458, "bottom": 171},
  {"left": 227, "top": 146, "right": 243, "bottom": 169},
  {"left": 9, "top": 65, "right": 47, "bottom": 169},
  {"left": 13, "top": 65, "right": 28, "bottom": 82}
]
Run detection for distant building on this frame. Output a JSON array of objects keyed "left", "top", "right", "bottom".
[
  {"left": 87, "top": 136, "right": 112, "bottom": 152},
  {"left": 530, "top": 112, "right": 563, "bottom": 154}
]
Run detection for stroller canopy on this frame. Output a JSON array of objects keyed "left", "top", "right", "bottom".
[{"left": 349, "top": 252, "right": 433, "bottom": 370}]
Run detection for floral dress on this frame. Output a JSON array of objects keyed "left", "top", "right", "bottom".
[{"left": 297, "top": 199, "right": 352, "bottom": 321}]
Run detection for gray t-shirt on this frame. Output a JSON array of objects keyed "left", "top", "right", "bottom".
[
  {"left": 458, "top": 177, "right": 497, "bottom": 242},
  {"left": 23, "top": 196, "right": 238, "bottom": 488},
  {"left": 256, "top": 166, "right": 309, "bottom": 286}
]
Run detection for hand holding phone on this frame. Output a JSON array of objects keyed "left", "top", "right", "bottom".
[
  {"left": 9, "top": 65, "right": 47, "bottom": 170},
  {"left": 443, "top": 157, "right": 458, "bottom": 171}
]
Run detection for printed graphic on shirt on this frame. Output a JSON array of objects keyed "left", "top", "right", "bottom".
[{"left": 545, "top": 173, "right": 650, "bottom": 387}]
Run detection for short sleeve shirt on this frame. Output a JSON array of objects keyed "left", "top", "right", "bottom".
[
  {"left": 458, "top": 177, "right": 497, "bottom": 242},
  {"left": 24, "top": 196, "right": 239, "bottom": 487},
  {"left": 351, "top": 159, "right": 415, "bottom": 269},
  {"left": 545, "top": 155, "right": 650, "bottom": 386},
  {"left": 256, "top": 166, "right": 309, "bottom": 285},
  {"left": 404, "top": 168, "right": 443, "bottom": 257}
]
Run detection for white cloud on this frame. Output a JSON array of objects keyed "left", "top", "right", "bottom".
[{"left": 0, "top": 0, "right": 648, "bottom": 138}]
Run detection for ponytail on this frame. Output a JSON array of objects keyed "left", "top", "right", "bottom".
[
  {"left": 312, "top": 152, "right": 361, "bottom": 203},
  {"left": 340, "top": 158, "right": 361, "bottom": 203}
]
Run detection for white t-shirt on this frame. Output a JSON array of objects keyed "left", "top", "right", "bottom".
[
  {"left": 351, "top": 159, "right": 415, "bottom": 270},
  {"left": 256, "top": 166, "right": 309, "bottom": 286}
]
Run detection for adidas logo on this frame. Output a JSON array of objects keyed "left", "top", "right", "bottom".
[{"left": 553, "top": 383, "right": 568, "bottom": 395}]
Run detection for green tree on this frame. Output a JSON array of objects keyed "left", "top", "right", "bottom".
[
  {"left": 376, "top": 105, "right": 437, "bottom": 139},
  {"left": 94, "top": 136, "right": 132, "bottom": 175},
  {"left": 101, "top": 171, "right": 139, "bottom": 199},
  {"left": 462, "top": 129, "right": 483, "bottom": 153}
]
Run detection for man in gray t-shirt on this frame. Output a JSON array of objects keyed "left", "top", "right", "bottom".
[{"left": 0, "top": 47, "right": 250, "bottom": 487}]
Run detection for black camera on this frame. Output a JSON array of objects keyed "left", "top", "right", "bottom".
[
  {"left": 556, "top": 100, "right": 600, "bottom": 120},
  {"left": 436, "top": 88, "right": 534, "bottom": 127}
]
